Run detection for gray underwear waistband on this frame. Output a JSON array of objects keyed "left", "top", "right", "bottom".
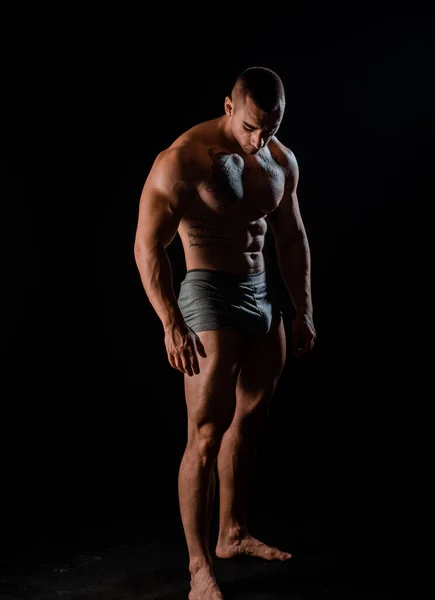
[{"left": 182, "top": 268, "right": 267, "bottom": 287}]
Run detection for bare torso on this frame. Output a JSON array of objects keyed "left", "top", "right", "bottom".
[{"left": 173, "top": 117, "right": 292, "bottom": 274}]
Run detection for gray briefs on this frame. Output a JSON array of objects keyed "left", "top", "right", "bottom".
[{"left": 177, "top": 268, "right": 282, "bottom": 336}]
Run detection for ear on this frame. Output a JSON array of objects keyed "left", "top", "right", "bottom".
[{"left": 224, "top": 95, "right": 233, "bottom": 117}]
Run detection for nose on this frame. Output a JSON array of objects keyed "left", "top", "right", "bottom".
[{"left": 251, "top": 133, "right": 264, "bottom": 150}]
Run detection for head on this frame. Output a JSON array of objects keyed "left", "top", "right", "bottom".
[{"left": 224, "top": 66, "right": 285, "bottom": 155}]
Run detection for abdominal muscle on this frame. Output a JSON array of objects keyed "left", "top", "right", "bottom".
[
  {"left": 179, "top": 225, "right": 268, "bottom": 275},
  {"left": 184, "top": 249, "right": 266, "bottom": 275},
  {"left": 178, "top": 208, "right": 269, "bottom": 275}
]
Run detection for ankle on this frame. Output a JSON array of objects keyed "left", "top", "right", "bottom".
[
  {"left": 219, "top": 522, "right": 247, "bottom": 541},
  {"left": 189, "top": 557, "right": 212, "bottom": 575}
]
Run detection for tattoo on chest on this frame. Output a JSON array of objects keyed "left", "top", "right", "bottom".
[{"left": 205, "top": 148, "right": 244, "bottom": 210}]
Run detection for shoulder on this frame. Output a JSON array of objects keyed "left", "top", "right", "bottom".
[
  {"left": 269, "top": 138, "right": 299, "bottom": 182},
  {"left": 151, "top": 139, "right": 206, "bottom": 188},
  {"left": 161, "top": 119, "right": 218, "bottom": 166},
  {"left": 151, "top": 118, "right": 221, "bottom": 183}
]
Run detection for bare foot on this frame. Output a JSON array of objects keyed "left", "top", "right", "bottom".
[
  {"left": 188, "top": 565, "right": 224, "bottom": 600},
  {"left": 216, "top": 532, "right": 292, "bottom": 561}
]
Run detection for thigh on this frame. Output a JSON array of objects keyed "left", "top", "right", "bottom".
[
  {"left": 235, "top": 312, "right": 287, "bottom": 418},
  {"left": 184, "top": 329, "right": 246, "bottom": 434}
]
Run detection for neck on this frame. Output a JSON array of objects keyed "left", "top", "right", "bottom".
[{"left": 217, "top": 115, "right": 246, "bottom": 156}]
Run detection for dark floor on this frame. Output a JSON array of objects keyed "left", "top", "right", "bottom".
[{"left": 1, "top": 508, "right": 392, "bottom": 600}]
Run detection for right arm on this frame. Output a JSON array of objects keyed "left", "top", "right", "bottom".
[
  {"left": 133, "top": 145, "right": 207, "bottom": 375},
  {"left": 134, "top": 147, "right": 193, "bottom": 330}
]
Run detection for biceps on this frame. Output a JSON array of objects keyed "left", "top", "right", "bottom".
[
  {"left": 269, "top": 193, "right": 304, "bottom": 245},
  {"left": 135, "top": 188, "right": 182, "bottom": 249}
]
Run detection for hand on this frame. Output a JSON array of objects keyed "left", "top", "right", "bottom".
[
  {"left": 291, "top": 314, "right": 316, "bottom": 358},
  {"left": 164, "top": 323, "right": 207, "bottom": 376}
]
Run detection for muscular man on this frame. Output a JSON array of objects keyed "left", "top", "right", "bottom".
[{"left": 134, "top": 66, "right": 316, "bottom": 600}]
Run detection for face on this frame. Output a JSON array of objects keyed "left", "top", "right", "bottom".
[{"left": 225, "top": 93, "right": 284, "bottom": 155}]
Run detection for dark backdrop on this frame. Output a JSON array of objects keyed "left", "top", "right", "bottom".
[{"left": 3, "top": 3, "right": 432, "bottom": 581}]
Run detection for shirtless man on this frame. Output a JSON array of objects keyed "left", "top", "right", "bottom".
[{"left": 134, "top": 66, "right": 316, "bottom": 599}]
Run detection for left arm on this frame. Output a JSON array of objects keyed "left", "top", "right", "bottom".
[{"left": 267, "top": 151, "right": 316, "bottom": 355}]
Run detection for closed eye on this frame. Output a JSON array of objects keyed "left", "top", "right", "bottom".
[{"left": 244, "top": 125, "right": 277, "bottom": 136}]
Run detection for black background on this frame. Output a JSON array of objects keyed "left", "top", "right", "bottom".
[{"left": 3, "top": 2, "right": 433, "bottom": 583}]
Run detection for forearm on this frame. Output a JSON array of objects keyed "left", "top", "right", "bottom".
[
  {"left": 134, "top": 242, "right": 185, "bottom": 330},
  {"left": 275, "top": 233, "right": 313, "bottom": 320}
]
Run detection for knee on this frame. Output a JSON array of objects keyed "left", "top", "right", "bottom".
[
  {"left": 190, "top": 422, "right": 225, "bottom": 465},
  {"left": 236, "top": 401, "right": 270, "bottom": 437}
]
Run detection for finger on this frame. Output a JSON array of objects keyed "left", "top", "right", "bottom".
[
  {"left": 184, "top": 346, "right": 198, "bottom": 376},
  {"left": 189, "top": 348, "right": 200, "bottom": 375},
  {"left": 307, "top": 329, "right": 317, "bottom": 351},
  {"left": 168, "top": 353, "right": 179, "bottom": 370},
  {"left": 302, "top": 336, "right": 312, "bottom": 353},
  {"left": 195, "top": 336, "right": 207, "bottom": 358},
  {"left": 291, "top": 327, "right": 300, "bottom": 350},
  {"left": 175, "top": 354, "right": 186, "bottom": 373},
  {"left": 291, "top": 335, "right": 302, "bottom": 357},
  {"left": 295, "top": 334, "right": 314, "bottom": 357},
  {"left": 180, "top": 351, "right": 194, "bottom": 377}
]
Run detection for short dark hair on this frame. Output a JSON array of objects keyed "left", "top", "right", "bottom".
[{"left": 232, "top": 66, "right": 285, "bottom": 112}]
